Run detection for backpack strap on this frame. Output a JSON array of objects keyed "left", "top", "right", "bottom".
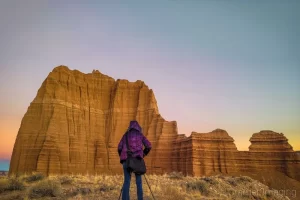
[{"left": 125, "top": 131, "right": 132, "bottom": 154}]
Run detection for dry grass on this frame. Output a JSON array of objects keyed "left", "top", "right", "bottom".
[
  {"left": 23, "top": 172, "right": 45, "bottom": 183},
  {"left": 0, "top": 173, "right": 291, "bottom": 199},
  {"left": 27, "top": 179, "right": 62, "bottom": 198},
  {"left": 0, "top": 178, "right": 9, "bottom": 193},
  {"left": 186, "top": 179, "right": 210, "bottom": 195},
  {"left": 0, "top": 177, "right": 25, "bottom": 192}
]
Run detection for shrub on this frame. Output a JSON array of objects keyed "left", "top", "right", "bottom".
[
  {"left": 0, "top": 178, "right": 9, "bottom": 193},
  {"left": 202, "top": 177, "right": 218, "bottom": 185},
  {"left": 226, "top": 188, "right": 235, "bottom": 195},
  {"left": 24, "top": 172, "right": 45, "bottom": 183},
  {"left": 238, "top": 176, "right": 252, "bottom": 182},
  {"left": 27, "top": 179, "right": 62, "bottom": 198},
  {"left": 226, "top": 176, "right": 252, "bottom": 187},
  {"left": 266, "top": 191, "right": 273, "bottom": 198},
  {"left": 161, "top": 185, "right": 185, "bottom": 200},
  {"left": 186, "top": 180, "right": 210, "bottom": 195},
  {"left": 59, "top": 175, "right": 73, "bottom": 184},
  {"left": 227, "top": 177, "right": 238, "bottom": 186},
  {"left": 97, "top": 181, "right": 117, "bottom": 192},
  {"left": 77, "top": 187, "right": 92, "bottom": 195},
  {"left": 217, "top": 175, "right": 226, "bottom": 180},
  {"left": 5, "top": 177, "right": 25, "bottom": 191},
  {"left": 241, "top": 191, "right": 251, "bottom": 198},
  {"left": 168, "top": 171, "right": 184, "bottom": 179},
  {"left": 0, "top": 191, "right": 23, "bottom": 200},
  {"left": 64, "top": 187, "right": 79, "bottom": 197}
]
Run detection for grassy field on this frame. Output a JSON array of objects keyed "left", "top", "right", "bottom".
[{"left": 0, "top": 172, "right": 290, "bottom": 200}]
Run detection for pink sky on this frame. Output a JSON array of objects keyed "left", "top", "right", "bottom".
[{"left": 1, "top": 1, "right": 300, "bottom": 161}]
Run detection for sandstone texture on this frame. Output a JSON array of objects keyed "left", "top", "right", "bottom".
[
  {"left": 172, "top": 129, "right": 238, "bottom": 176},
  {"left": 9, "top": 66, "right": 300, "bottom": 184},
  {"left": 9, "top": 66, "right": 177, "bottom": 175},
  {"left": 249, "top": 130, "right": 293, "bottom": 152},
  {"left": 175, "top": 130, "right": 300, "bottom": 182}
]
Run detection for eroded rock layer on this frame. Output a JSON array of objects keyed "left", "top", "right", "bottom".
[
  {"left": 9, "top": 66, "right": 177, "bottom": 175},
  {"left": 249, "top": 130, "right": 293, "bottom": 152},
  {"left": 9, "top": 66, "right": 300, "bottom": 181},
  {"left": 172, "top": 129, "right": 238, "bottom": 176},
  {"left": 174, "top": 130, "right": 300, "bottom": 182}
]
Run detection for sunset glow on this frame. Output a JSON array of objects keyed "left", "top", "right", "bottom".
[{"left": 1, "top": 1, "right": 299, "bottom": 171}]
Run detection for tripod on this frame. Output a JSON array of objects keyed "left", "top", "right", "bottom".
[{"left": 118, "top": 174, "right": 156, "bottom": 200}]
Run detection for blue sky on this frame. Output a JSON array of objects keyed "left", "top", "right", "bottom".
[
  {"left": 0, "top": 160, "right": 9, "bottom": 171},
  {"left": 0, "top": 1, "right": 299, "bottom": 171}
]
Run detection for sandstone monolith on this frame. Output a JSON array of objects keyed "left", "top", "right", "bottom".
[{"left": 9, "top": 66, "right": 177, "bottom": 175}]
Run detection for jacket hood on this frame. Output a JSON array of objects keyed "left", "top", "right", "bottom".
[{"left": 128, "top": 120, "right": 142, "bottom": 132}]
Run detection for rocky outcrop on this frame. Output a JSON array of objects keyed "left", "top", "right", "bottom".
[
  {"left": 247, "top": 131, "right": 299, "bottom": 181},
  {"left": 249, "top": 130, "right": 294, "bottom": 152},
  {"left": 9, "top": 66, "right": 177, "bottom": 175},
  {"left": 9, "top": 66, "right": 300, "bottom": 182},
  {"left": 175, "top": 130, "right": 300, "bottom": 182},
  {"left": 172, "top": 129, "right": 239, "bottom": 176}
]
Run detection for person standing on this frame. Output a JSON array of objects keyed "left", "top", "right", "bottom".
[{"left": 118, "top": 120, "right": 152, "bottom": 200}]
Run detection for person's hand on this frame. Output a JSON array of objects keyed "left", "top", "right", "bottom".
[{"left": 143, "top": 148, "right": 151, "bottom": 156}]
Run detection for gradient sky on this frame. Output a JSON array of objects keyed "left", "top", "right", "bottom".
[{"left": 0, "top": 0, "right": 299, "bottom": 170}]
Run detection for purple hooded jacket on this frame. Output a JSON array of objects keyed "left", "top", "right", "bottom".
[{"left": 118, "top": 121, "right": 152, "bottom": 163}]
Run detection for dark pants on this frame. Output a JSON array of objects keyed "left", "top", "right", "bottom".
[{"left": 122, "top": 162, "right": 143, "bottom": 200}]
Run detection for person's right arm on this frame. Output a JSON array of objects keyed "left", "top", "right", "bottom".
[{"left": 118, "top": 135, "right": 124, "bottom": 156}]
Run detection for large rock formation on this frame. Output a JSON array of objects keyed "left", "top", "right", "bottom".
[
  {"left": 9, "top": 66, "right": 300, "bottom": 184},
  {"left": 9, "top": 66, "right": 177, "bottom": 175}
]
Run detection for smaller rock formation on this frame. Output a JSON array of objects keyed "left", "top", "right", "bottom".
[
  {"left": 247, "top": 130, "right": 299, "bottom": 181},
  {"left": 173, "top": 130, "right": 300, "bottom": 182},
  {"left": 172, "top": 129, "right": 238, "bottom": 176},
  {"left": 190, "top": 129, "right": 238, "bottom": 151},
  {"left": 249, "top": 130, "right": 293, "bottom": 152}
]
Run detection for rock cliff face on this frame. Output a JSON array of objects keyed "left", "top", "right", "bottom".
[
  {"left": 174, "top": 130, "right": 300, "bottom": 182},
  {"left": 247, "top": 131, "right": 299, "bottom": 181},
  {"left": 9, "top": 66, "right": 177, "bottom": 175},
  {"left": 172, "top": 129, "right": 238, "bottom": 176},
  {"left": 9, "top": 66, "right": 300, "bottom": 182}
]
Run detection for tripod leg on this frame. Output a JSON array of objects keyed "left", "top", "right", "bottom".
[
  {"left": 144, "top": 174, "right": 156, "bottom": 200},
  {"left": 118, "top": 187, "right": 122, "bottom": 200}
]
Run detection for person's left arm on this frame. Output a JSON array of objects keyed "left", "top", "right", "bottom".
[{"left": 142, "top": 135, "right": 152, "bottom": 156}]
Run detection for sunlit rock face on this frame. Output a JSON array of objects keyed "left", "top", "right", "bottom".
[
  {"left": 249, "top": 130, "right": 294, "bottom": 152},
  {"left": 174, "top": 130, "right": 300, "bottom": 182},
  {"left": 9, "top": 66, "right": 300, "bottom": 182},
  {"left": 247, "top": 130, "right": 299, "bottom": 181},
  {"left": 9, "top": 66, "right": 177, "bottom": 175},
  {"left": 172, "top": 129, "right": 239, "bottom": 176}
]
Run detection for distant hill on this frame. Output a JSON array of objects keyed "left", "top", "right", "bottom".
[
  {"left": 0, "top": 159, "right": 9, "bottom": 171},
  {"left": 0, "top": 171, "right": 8, "bottom": 176}
]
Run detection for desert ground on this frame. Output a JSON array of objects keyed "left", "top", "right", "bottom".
[{"left": 0, "top": 172, "right": 293, "bottom": 200}]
